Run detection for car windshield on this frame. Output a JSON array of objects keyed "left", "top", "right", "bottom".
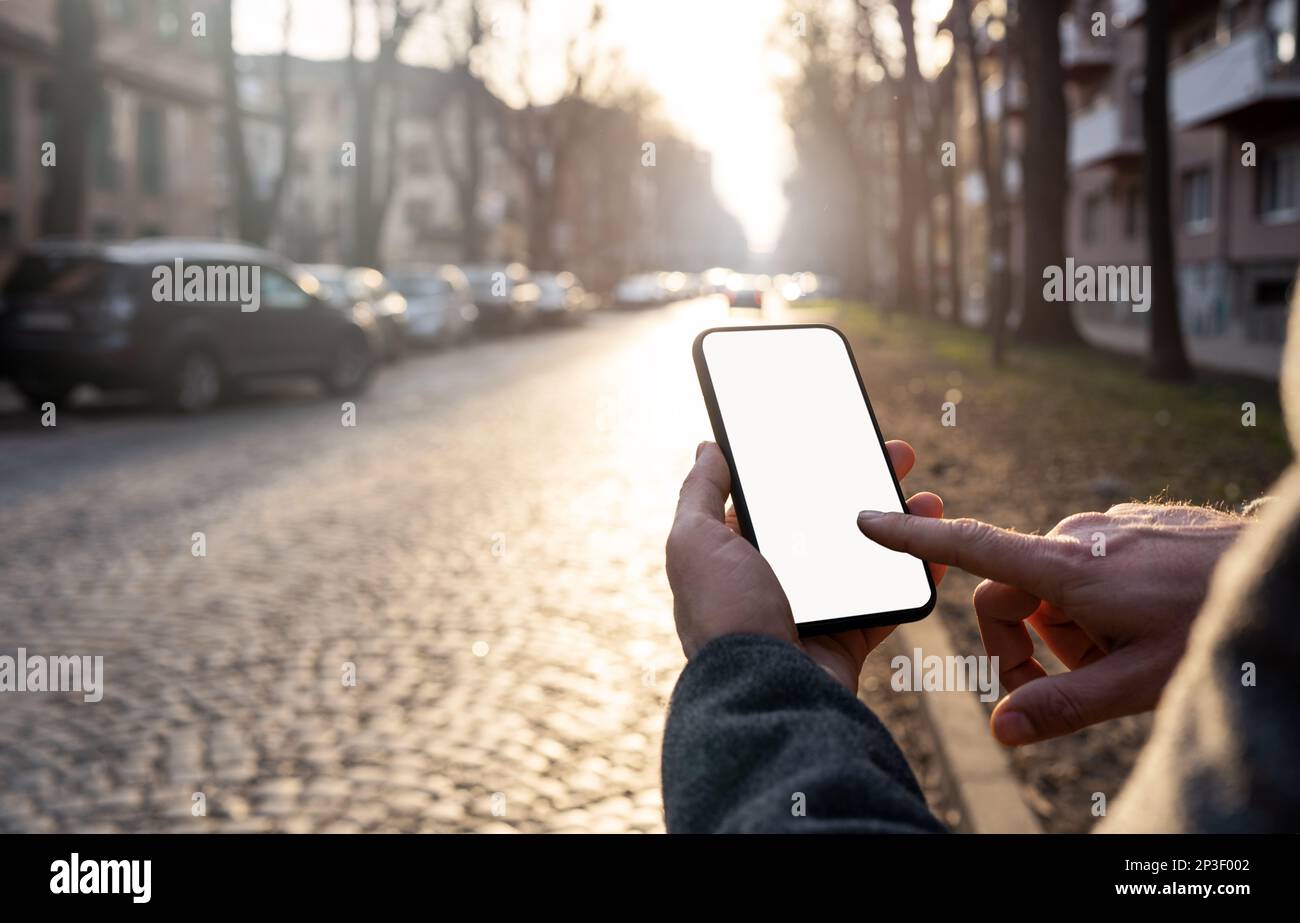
[
  {"left": 391, "top": 275, "right": 451, "bottom": 295},
  {"left": 306, "top": 267, "right": 345, "bottom": 287},
  {"left": 4, "top": 255, "right": 119, "bottom": 297}
]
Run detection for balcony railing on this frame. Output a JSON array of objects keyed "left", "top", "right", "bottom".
[
  {"left": 1171, "top": 25, "right": 1300, "bottom": 128},
  {"left": 1060, "top": 17, "right": 1115, "bottom": 80},
  {"left": 1068, "top": 101, "right": 1143, "bottom": 170}
]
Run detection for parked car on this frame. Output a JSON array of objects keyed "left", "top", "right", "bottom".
[
  {"left": 302, "top": 264, "right": 408, "bottom": 361},
  {"left": 725, "top": 272, "right": 766, "bottom": 309},
  {"left": 386, "top": 264, "right": 477, "bottom": 347},
  {"left": 532, "top": 271, "right": 588, "bottom": 324},
  {"left": 659, "top": 271, "right": 688, "bottom": 300},
  {"left": 462, "top": 263, "right": 534, "bottom": 333},
  {"left": 776, "top": 271, "right": 821, "bottom": 303},
  {"left": 614, "top": 273, "right": 666, "bottom": 308},
  {"left": 0, "top": 238, "right": 383, "bottom": 412},
  {"left": 701, "top": 267, "right": 734, "bottom": 295}
]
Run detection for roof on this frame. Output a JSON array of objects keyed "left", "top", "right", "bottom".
[{"left": 25, "top": 237, "right": 287, "bottom": 267}]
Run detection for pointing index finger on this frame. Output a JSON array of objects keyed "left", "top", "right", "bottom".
[{"left": 857, "top": 512, "right": 1064, "bottom": 601}]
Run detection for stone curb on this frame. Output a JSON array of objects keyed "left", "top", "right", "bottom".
[{"left": 897, "top": 615, "right": 1043, "bottom": 834}]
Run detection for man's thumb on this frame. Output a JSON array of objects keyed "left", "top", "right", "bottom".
[{"left": 990, "top": 649, "right": 1155, "bottom": 746}]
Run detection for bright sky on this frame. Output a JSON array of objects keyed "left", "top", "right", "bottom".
[{"left": 235, "top": 0, "right": 953, "bottom": 256}]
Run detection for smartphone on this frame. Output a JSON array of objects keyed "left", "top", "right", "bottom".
[{"left": 693, "top": 323, "right": 935, "bottom": 636}]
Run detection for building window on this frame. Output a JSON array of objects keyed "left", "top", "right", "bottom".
[
  {"left": 1122, "top": 186, "right": 1144, "bottom": 238},
  {"left": 157, "top": 0, "right": 182, "bottom": 41},
  {"left": 34, "top": 79, "right": 55, "bottom": 147},
  {"left": 92, "top": 219, "right": 120, "bottom": 240},
  {"left": 1177, "top": 19, "right": 1217, "bottom": 58},
  {"left": 405, "top": 199, "right": 431, "bottom": 233},
  {"left": 1267, "top": 0, "right": 1297, "bottom": 68},
  {"left": 92, "top": 96, "right": 118, "bottom": 190},
  {"left": 0, "top": 68, "right": 12, "bottom": 177},
  {"left": 407, "top": 144, "right": 432, "bottom": 176},
  {"left": 1258, "top": 144, "right": 1299, "bottom": 220},
  {"left": 1082, "top": 193, "right": 1104, "bottom": 244},
  {"left": 137, "top": 104, "right": 166, "bottom": 196},
  {"left": 105, "top": 0, "right": 138, "bottom": 25},
  {"left": 1180, "top": 167, "right": 1213, "bottom": 230},
  {"left": 1224, "top": 0, "right": 1251, "bottom": 35},
  {"left": 1254, "top": 278, "right": 1293, "bottom": 309}
]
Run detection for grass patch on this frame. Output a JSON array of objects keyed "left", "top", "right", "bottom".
[{"left": 822, "top": 299, "right": 1290, "bottom": 511}]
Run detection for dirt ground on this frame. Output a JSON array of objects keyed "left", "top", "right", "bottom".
[{"left": 835, "top": 302, "right": 1291, "bottom": 833}]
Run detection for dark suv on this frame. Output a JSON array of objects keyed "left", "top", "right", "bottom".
[{"left": 0, "top": 239, "right": 383, "bottom": 412}]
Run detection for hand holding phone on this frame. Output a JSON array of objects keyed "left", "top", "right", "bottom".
[
  {"left": 667, "top": 437, "right": 944, "bottom": 691},
  {"left": 691, "top": 324, "right": 936, "bottom": 636}
]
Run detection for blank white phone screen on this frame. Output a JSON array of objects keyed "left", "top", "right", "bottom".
[{"left": 701, "top": 326, "right": 932, "bottom": 626}]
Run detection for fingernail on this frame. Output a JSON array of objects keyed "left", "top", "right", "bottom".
[
  {"left": 993, "top": 710, "right": 1034, "bottom": 746},
  {"left": 857, "top": 510, "right": 883, "bottom": 523},
  {"left": 696, "top": 441, "right": 709, "bottom": 460}
]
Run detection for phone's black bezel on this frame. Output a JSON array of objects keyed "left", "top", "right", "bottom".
[{"left": 692, "top": 323, "right": 937, "bottom": 637}]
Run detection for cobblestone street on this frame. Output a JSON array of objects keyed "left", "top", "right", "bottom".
[{"left": 0, "top": 302, "right": 764, "bottom": 833}]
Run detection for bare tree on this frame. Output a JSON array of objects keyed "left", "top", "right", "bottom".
[
  {"left": 1142, "top": 0, "right": 1193, "bottom": 380},
  {"left": 347, "top": 0, "right": 429, "bottom": 267},
  {"left": 893, "top": 0, "right": 923, "bottom": 313},
  {"left": 216, "top": 0, "right": 296, "bottom": 246},
  {"left": 490, "top": 1, "right": 614, "bottom": 271},
  {"left": 1017, "top": 0, "right": 1082, "bottom": 344},
  {"left": 776, "top": 2, "right": 879, "bottom": 300},
  {"left": 432, "top": 1, "right": 493, "bottom": 263},
  {"left": 42, "top": 0, "right": 99, "bottom": 237},
  {"left": 952, "top": 0, "right": 1012, "bottom": 363},
  {"left": 939, "top": 57, "right": 963, "bottom": 325}
]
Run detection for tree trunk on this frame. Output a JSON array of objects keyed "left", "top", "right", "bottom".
[
  {"left": 350, "top": 73, "right": 380, "bottom": 266},
  {"left": 988, "top": 6, "right": 1016, "bottom": 363},
  {"left": 1142, "top": 0, "right": 1193, "bottom": 380},
  {"left": 347, "top": 2, "right": 420, "bottom": 268},
  {"left": 458, "top": 75, "right": 486, "bottom": 263},
  {"left": 1017, "top": 0, "right": 1082, "bottom": 344},
  {"left": 892, "top": 0, "right": 919, "bottom": 313},
  {"left": 216, "top": 0, "right": 294, "bottom": 246},
  {"left": 942, "top": 62, "right": 963, "bottom": 325},
  {"left": 955, "top": 0, "right": 1011, "bottom": 363},
  {"left": 43, "top": 0, "right": 98, "bottom": 237}
]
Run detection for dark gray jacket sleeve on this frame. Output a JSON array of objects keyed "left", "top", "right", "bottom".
[{"left": 661, "top": 634, "right": 945, "bottom": 833}]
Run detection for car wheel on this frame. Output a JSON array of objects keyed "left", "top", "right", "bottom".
[
  {"left": 322, "top": 333, "right": 374, "bottom": 395},
  {"left": 165, "top": 348, "right": 223, "bottom": 413}
]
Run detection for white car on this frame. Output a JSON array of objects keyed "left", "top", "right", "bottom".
[
  {"left": 533, "top": 271, "right": 588, "bottom": 324},
  {"left": 614, "top": 273, "right": 666, "bottom": 308},
  {"left": 387, "top": 265, "right": 477, "bottom": 347}
]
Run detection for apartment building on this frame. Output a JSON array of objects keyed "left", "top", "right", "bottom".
[
  {"left": 1066, "top": 0, "right": 1300, "bottom": 344},
  {"left": 235, "top": 55, "right": 525, "bottom": 269},
  {"left": 0, "top": 0, "right": 221, "bottom": 266}
]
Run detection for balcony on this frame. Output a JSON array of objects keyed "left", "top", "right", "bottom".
[
  {"left": 1069, "top": 101, "right": 1143, "bottom": 170},
  {"left": 1172, "top": 26, "right": 1300, "bottom": 128},
  {"left": 1060, "top": 18, "right": 1115, "bottom": 82}
]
